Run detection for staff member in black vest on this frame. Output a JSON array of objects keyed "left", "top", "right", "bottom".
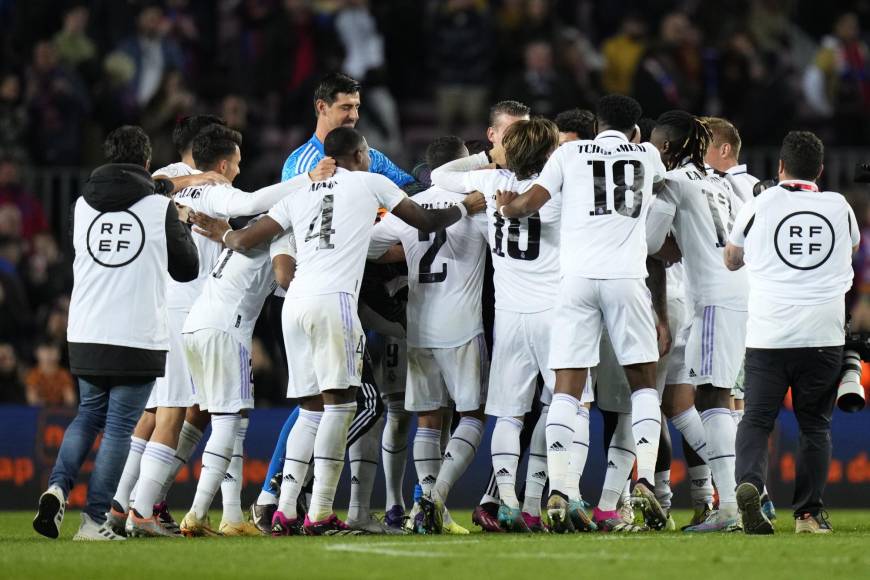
[
  {"left": 724, "top": 131, "right": 860, "bottom": 535},
  {"left": 33, "top": 126, "right": 220, "bottom": 541}
]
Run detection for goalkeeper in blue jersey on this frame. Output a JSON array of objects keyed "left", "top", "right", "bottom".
[{"left": 251, "top": 72, "right": 414, "bottom": 534}]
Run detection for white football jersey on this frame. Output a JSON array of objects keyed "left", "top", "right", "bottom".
[
  {"left": 268, "top": 168, "right": 407, "bottom": 299},
  {"left": 535, "top": 131, "right": 667, "bottom": 279},
  {"left": 152, "top": 161, "right": 195, "bottom": 179},
  {"left": 463, "top": 169, "right": 561, "bottom": 313},
  {"left": 368, "top": 186, "right": 487, "bottom": 348},
  {"left": 723, "top": 164, "right": 759, "bottom": 203},
  {"left": 654, "top": 162, "right": 747, "bottom": 310},
  {"left": 170, "top": 176, "right": 310, "bottom": 310},
  {"left": 183, "top": 220, "right": 284, "bottom": 349}
]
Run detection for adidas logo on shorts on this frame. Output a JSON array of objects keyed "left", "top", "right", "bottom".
[
  {"left": 496, "top": 468, "right": 511, "bottom": 477},
  {"left": 689, "top": 369, "right": 697, "bottom": 378},
  {"left": 548, "top": 441, "right": 566, "bottom": 451}
]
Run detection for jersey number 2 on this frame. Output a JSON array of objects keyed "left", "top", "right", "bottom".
[{"left": 418, "top": 230, "right": 447, "bottom": 284}]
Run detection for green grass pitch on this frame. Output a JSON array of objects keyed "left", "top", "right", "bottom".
[{"left": 2, "top": 510, "right": 870, "bottom": 580}]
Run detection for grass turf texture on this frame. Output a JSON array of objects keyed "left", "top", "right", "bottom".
[{"left": 2, "top": 510, "right": 870, "bottom": 580}]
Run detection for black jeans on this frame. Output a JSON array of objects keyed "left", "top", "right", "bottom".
[{"left": 735, "top": 346, "right": 842, "bottom": 518}]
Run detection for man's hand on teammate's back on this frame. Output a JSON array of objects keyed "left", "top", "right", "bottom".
[
  {"left": 495, "top": 189, "right": 518, "bottom": 212},
  {"left": 462, "top": 191, "right": 487, "bottom": 215},
  {"left": 189, "top": 210, "right": 231, "bottom": 243},
  {"left": 309, "top": 157, "right": 337, "bottom": 181}
]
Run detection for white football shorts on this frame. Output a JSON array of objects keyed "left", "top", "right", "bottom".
[
  {"left": 656, "top": 296, "right": 691, "bottom": 390},
  {"left": 283, "top": 292, "right": 365, "bottom": 399},
  {"left": 183, "top": 328, "right": 253, "bottom": 413},
  {"left": 549, "top": 276, "right": 659, "bottom": 370},
  {"left": 405, "top": 333, "right": 489, "bottom": 413},
  {"left": 147, "top": 308, "right": 197, "bottom": 409},
  {"left": 486, "top": 309, "right": 556, "bottom": 417},
  {"left": 685, "top": 305, "right": 747, "bottom": 390}
]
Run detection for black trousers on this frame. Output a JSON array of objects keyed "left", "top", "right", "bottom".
[{"left": 735, "top": 346, "right": 842, "bottom": 518}]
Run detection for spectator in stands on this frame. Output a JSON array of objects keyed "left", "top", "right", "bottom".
[
  {"left": 803, "top": 12, "right": 870, "bottom": 144},
  {"left": 0, "top": 342, "right": 25, "bottom": 404},
  {"left": 601, "top": 14, "right": 647, "bottom": 95},
  {"left": 24, "top": 40, "right": 91, "bottom": 165},
  {"left": 25, "top": 232, "right": 70, "bottom": 312},
  {"left": 500, "top": 40, "right": 579, "bottom": 119},
  {"left": 0, "top": 158, "right": 47, "bottom": 242},
  {"left": 52, "top": 4, "right": 98, "bottom": 83},
  {"left": 141, "top": 70, "right": 195, "bottom": 168},
  {"left": 0, "top": 234, "right": 34, "bottom": 352},
  {"left": 117, "top": 5, "right": 184, "bottom": 109},
  {"left": 0, "top": 72, "right": 29, "bottom": 162},
  {"left": 430, "top": 0, "right": 494, "bottom": 137},
  {"left": 25, "top": 339, "right": 75, "bottom": 407}
]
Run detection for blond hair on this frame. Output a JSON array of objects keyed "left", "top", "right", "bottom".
[
  {"left": 503, "top": 118, "right": 560, "bottom": 180},
  {"left": 703, "top": 116, "right": 742, "bottom": 160}
]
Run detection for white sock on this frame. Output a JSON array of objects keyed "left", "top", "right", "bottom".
[
  {"left": 599, "top": 412, "right": 635, "bottom": 512},
  {"left": 732, "top": 409, "right": 744, "bottom": 426},
  {"left": 348, "top": 416, "right": 382, "bottom": 522},
  {"left": 382, "top": 398, "right": 411, "bottom": 511},
  {"left": 113, "top": 436, "right": 146, "bottom": 509},
  {"left": 413, "top": 427, "right": 441, "bottom": 495},
  {"left": 630, "top": 388, "right": 661, "bottom": 485},
  {"left": 654, "top": 470, "right": 672, "bottom": 511},
  {"left": 671, "top": 407, "right": 708, "bottom": 458},
  {"left": 491, "top": 417, "right": 523, "bottom": 509},
  {"left": 220, "top": 417, "right": 248, "bottom": 524},
  {"left": 546, "top": 393, "right": 580, "bottom": 497},
  {"left": 132, "top": 442, "right": 174, "bottom": 517},
  {"left": 308, "top": 402, "right": 356, "bottom": 522},
  {"left": 277, "top": 409, "right": 322, "bottom": 518},
  {"left": 688, "top": 464, "right": 714, "bottom": 507},
  {"left": 523, "top": 404, "right": 548, "bottom": 517},
  {"left": 191, "top": 415, "right": 240, "bottom": 519},
  {"left": 433, "top": 416, "right": 484, "bottom": 504},
  {"left": 701, "top": 407, "right": 737, "bottom": 513},
  {"left": 566, "top": 406, "right": 590, "bottom": 501},
  {"left": 158, "top": 421, "right": 203, "bottom": 504}
]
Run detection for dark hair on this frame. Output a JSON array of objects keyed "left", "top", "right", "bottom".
[
  {"left": 503, "top": 118, "right": 560, "bottom": 180},
  {"left": 637, "top": 117, "right": 656, "bottom": 142},
  {"left": 554, "top": 109, "right": 595, "bottom": 140},
  {"left": 313, "top": 72, "right": 362, "bottom": 110},
  {"left": 464, "top": 139, "right": 491, "bottom": 155},
  {"left": 191, "top": 125, "right": 243, "bottom": 170},
  {"left": 172, "top": 114, "right": 225, "bottom": 155},
  {"left": 489, "top": 100, "right": 531, "bottom": 127},
  {"left": 655, "top": 110, "right": 711, "bottom": 171},
  {"left": 103, "top": 125, "right": 151, "bottom": 166},
  {"left": 324, "top": 127, "right": 366, "bottom": 158},
  {"left": 596, "top": 94, "right": 642, "bottom": 133},
  {"left": 426, "top": 136, "right": 467, "bottom": 170},
  {"left": 780, "top": 131, "right": 824, "bottom": 181}
]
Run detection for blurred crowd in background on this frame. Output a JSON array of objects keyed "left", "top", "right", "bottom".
[{"left": 2, "top": 0, "right": 870, "bottom": 407}]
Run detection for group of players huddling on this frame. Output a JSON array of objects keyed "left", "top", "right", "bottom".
[{"left": 45, "top": 70, "right": 821, "bottom": 538}]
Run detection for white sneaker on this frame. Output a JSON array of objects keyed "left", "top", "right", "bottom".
[
  {"left": 72, "top": 513, "right": 126, "bottom": 541},
  {"left": 33, "top": 485, "right": 65, "bottom": 539}
]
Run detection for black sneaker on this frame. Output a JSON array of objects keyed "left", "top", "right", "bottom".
[
  {"left": 250, "top": 503, "right": 278, "bottom": 535},
  {"left": 736, "top": 482, "right": 774, "bottom": 535}
]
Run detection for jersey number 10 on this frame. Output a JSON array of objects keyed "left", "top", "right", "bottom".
[{"left": 588, "top": 159, "right": 646, "bottom": 218}]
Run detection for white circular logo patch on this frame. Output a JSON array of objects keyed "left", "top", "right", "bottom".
[
  {"left": 86, "top": 211, "right": 146, "bottom": 268},
  {"left": 774, "top": 211, "right": 835, "bottom": 270}
]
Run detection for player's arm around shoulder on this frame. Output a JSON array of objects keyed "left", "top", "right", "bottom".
[
  {"left": 724, "top": 197, "right": 756, "bottom": 271},
  {"left": 370, "top": 147, "right": 414, "bottom": 187}
]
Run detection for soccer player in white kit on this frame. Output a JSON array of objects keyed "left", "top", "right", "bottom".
[
  {"left": 497, "top": 95, "right": 669, "bottom": 532},
  {"left": 431, "top": 118, "right": 598, "bottom": 533},
  {"left": 368, "top": 136, "right": 491, "bottom": 535},
  {"left": 648, "top": 111, "right": 747, "bottom": 532},
  {"left": 203, "top": 127, "right": 485, "bottom": 535},
  {"left": 108, "top": 115, "right": 226, "bottom": 536}
]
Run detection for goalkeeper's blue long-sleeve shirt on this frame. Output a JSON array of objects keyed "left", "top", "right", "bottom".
[{"left": 280, "top": 133, "right": 414, "bottom": 185}]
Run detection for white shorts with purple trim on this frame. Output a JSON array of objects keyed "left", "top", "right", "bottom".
[
  {"left": 685, "top": 304, "right": 747, "bottom": 390},
  {"left": 283, "top": 292, "right": 365, "bottom": 399},
  {"left": 183, "top": 328, "right": 253, "bottom": 413},
  {"left": 405, "top": 333, "right": 489, "bottom": 413}
]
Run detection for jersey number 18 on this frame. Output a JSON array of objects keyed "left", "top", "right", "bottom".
[{"left": 587, "top": 159, "right": 646, "bottom": 218}]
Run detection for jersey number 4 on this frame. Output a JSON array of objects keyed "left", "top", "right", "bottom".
[
  {"left": 588, "top": 159, "right": 646, "bottom": 218},
  {"left": 418, "top": 230, "right": 447, "bottom": 284},
  {"left": 304, "top": 194, "right": 336, "bottom": 249}
]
